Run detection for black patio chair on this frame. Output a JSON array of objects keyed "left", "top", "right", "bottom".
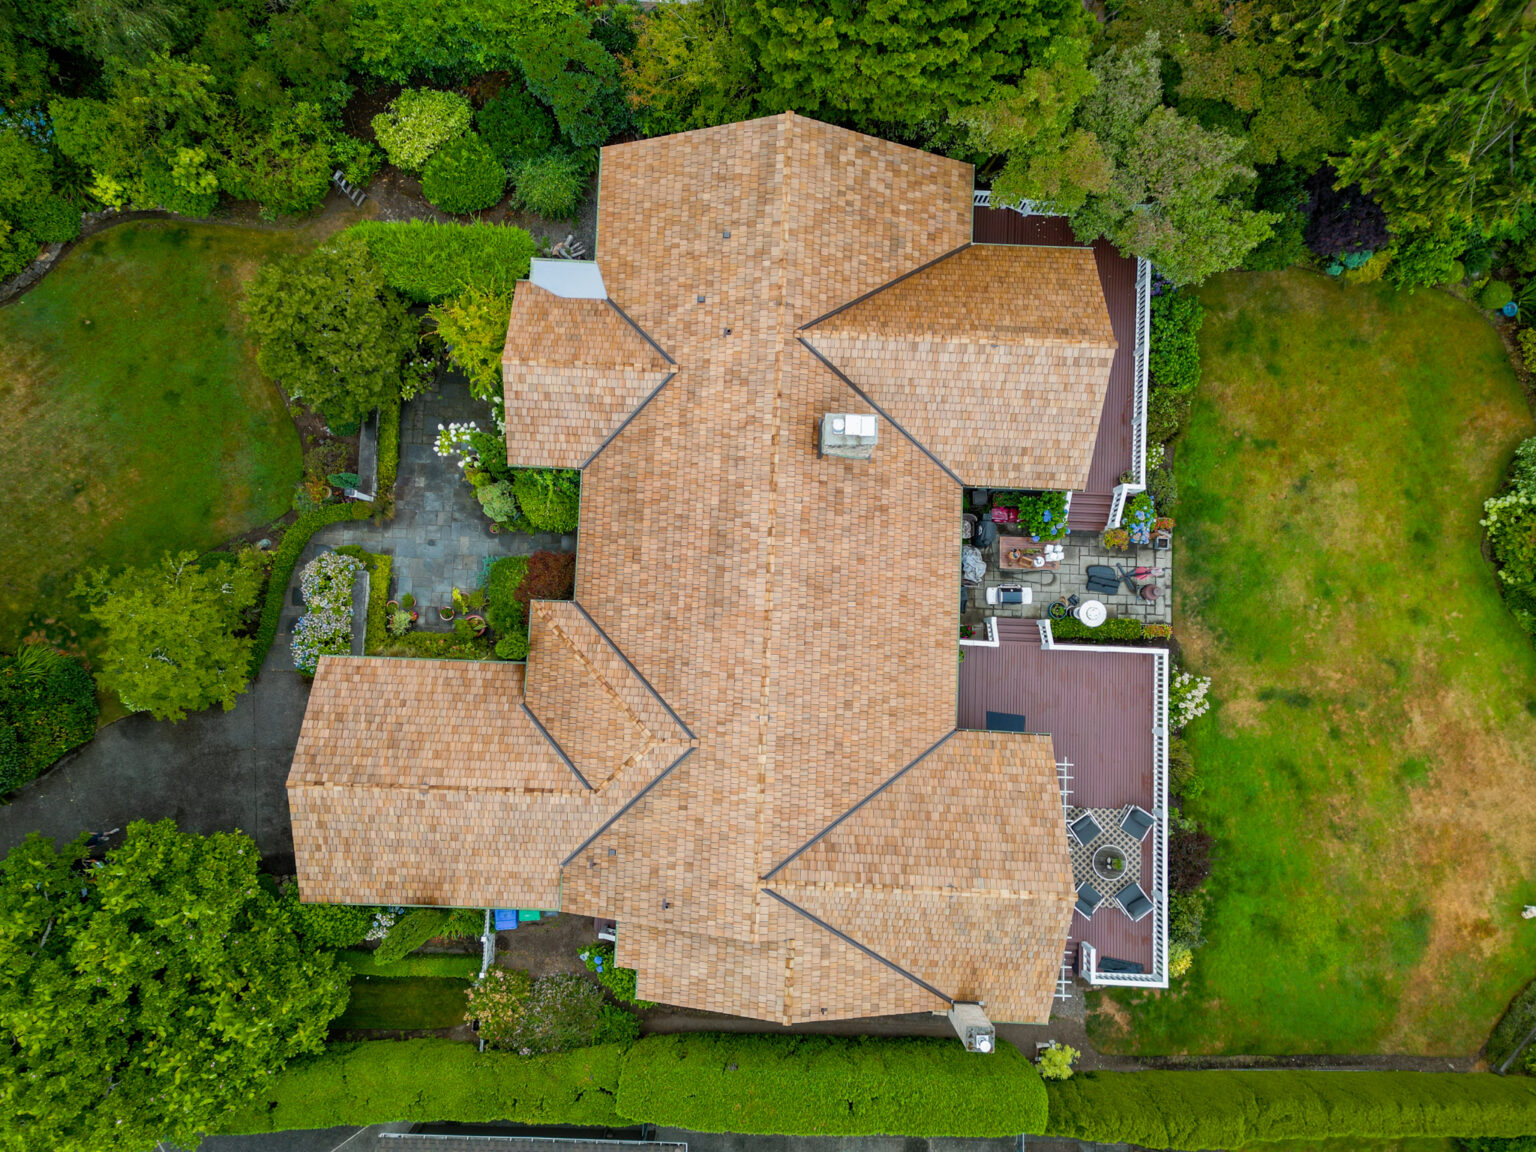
[
  {"left": 1119, "top": 803, "right": 1155, "bottom": 843},
  {"left": 1068, "top": 811, "right": 1102, "bottom": 846},
  {"left": 1085, "top": 564, "right": 1120, "bottom": 596},
  {"left": 1075, "top": 881, "right": 1104, "bottom": 919},
  {"left": 1115, "top": 882, "right": 1154, "bottom": 922}
]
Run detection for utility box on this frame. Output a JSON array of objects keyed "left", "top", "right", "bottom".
[
  {"left": 947, "top": 1002, "right": 996, "bottom": 1053},
  {"left": 819, "top": 413, "right": 879, "bottom": 460}
]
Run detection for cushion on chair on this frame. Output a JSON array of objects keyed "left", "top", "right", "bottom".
[
  {"left": 1069, "top": 812, "right": 1102, "bottom": 845},
  {"left": 1116, "top": 883, "right": 1154, "bottom": 922},
  {"left": 1120, "top": 804, "right": 1155, "bottom": 842},
  {"left": 1075, "top": 881, "right": 1104, "bottom": 918}
]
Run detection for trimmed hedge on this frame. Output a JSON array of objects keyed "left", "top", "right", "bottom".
[
  {"left": 376, "top": 399, "right": 401, "bottom": 516},
  {"left": 349, "top": 220, "right": 536, "bottom": 303},
  {"left": 339, "top": 949, "right": 480, "bottom": 979},
  {"left": 1045, "top": 1071, "right": 1536, "bottom": 1148},
  {"left": 249, "top": 503, "right": 373, "bottom": 679},
  {"left": 1050, "top": 617, "right": 1169, "bottom": 644},
  {"left": 615, "top": 1033, "right": 1048, "bottom": 1137},
  {"left": 221, "top": 1040, "right": 624, "bottom": 1133},
  {"left": 335, "top": 546, "right": 392, "bottom": 655}
]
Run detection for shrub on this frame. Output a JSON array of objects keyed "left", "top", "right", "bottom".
[
  {"left": 1304, "top": 167, "right": 1391, "bottom": 257},
  {"left": 0, "top": 645, "right": 98, "bottom": 794},
  {"left": 334, "top": 547, "right": 391, "bottom": 655},
  {"left": 1169, "top": 827, "right": 1214, "bottom": 891},
  {"left": 496, "top": 633, "right": 530, "bottom": 659},
  {"left": 992, "top": 490, "right": 1068, "bottom": 539},
  {"left": 514, "top": 551, "right": 576, "bottom": 612},
  {"left": 376, "top": 398, "right": 402, "bottom": 514},
  {"left": 1148, "top": 387, "right": 1191, "bottom": 444},
  {"left": 580, "top": 943, "right": 656, "bottom": 1008},
  {"left": 1463, "top": 1139, "right": 1536, "bottom": 1152},
  {"left": 282, "top": 887, "right": 376, "bottom": 948},
  {"left": 1168, "top": 940, "right": 1193, "bottom": 977},
  {"left": 1170, "top": 666, "right": 1212, "bottom": 728},
  {"left": 1044, "top": 1070, "right": 1536, "bottom": 1147},
  {"left": 513, "top": 469, "right": 581, "bottom": 532},
  {"left": 1148, "top": 466, "right": 1178, "bottom": 509},
  {"left": 1488, "top": 978, "right": 1536, "bottom": 1069},
  {"left": 467, "top": 966, "right": 534, "bottom": 1047},
  {"left": 291, "top": 552, "right": 363, "bottom": 675},
  {"left": 1142, "top": 623, "right": 1173, "bottom": 641},
  {"left": 617, "top": 1033, "right": 1049, "bottom": 1136},
  {"left": 1168, "top": 735, "right": 1199, "bottom": 797},
  {"left": 476, "top": 479, "right": 518, "bottom": 524},
  {"left": 1482, "top": 280, "right": 1515, "bottom": 311},
  {"left": 338, "top": 949, "right": 480, "bottom": 979},
  {"left": 1038, "top": 1041, "right": 1079, "bottom": 1081},
  {"left": 509, "top": 972, "right": 618, "bottom": 1055},
  {"left": 349, "top": 220, "right": 537, "bottom": 303},
  {"left": 220, "top": 1040, "right": 626, "bottom": 1133},
  {"left": 1050, "top": 617, "right": 1146, "bottom": 643},
  {"left": 14, "top": 194, "right": 81, "bottom": 244},
  {"left": 1484, "top": 495, "right": 1536, "bottom": 587},
  {"left": 249, "top": 503, "right": 373, "bottom": 679},
  {"left": 372, "top": 88, "right": 472, "bottom": 172},
  {"left": 1169, "top": 889, "right": 1208, "bottom": 950},
  {"left": 597, "top": 1003, "right": 642, "bottom": 1045},
  {"left": 421, "top": 134, "right": 507, "bottom": 214},
  {"left": 1387, "top": 228, "right": 1468, "bottom": 291},
  {"left": 374, "top": 907, "right": 479, "bottom": 963},
  {"left": 1149, "top": 291, "right": 1204, "bottom": 394},
  {"left": 485, "top": 556, "right": 530, "bottom": 633},
  {"left": 477, "top": 84, "right": 556, "bottom": 166},
  {"left": 510, "top": 149, "right": 587, "bottom": 220},
  {"left": 1519, "top": 329, "right": 1536, "bottom": 374}
]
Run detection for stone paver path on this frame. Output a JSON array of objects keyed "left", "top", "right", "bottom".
[{"left": 266, "top": 374, "right": 575, "bottom": 669}]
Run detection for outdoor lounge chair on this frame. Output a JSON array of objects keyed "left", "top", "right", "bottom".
[
  {"left": 1085, "top": 564, "right": 1120, "bottom": 596},
  {"left": 1119, "top": 803, "right": 1155, "bottom": 842},
  {"left": 1075, "top": 881, "right": 1104, "bottom": 919},
  {"left": 1068, "top": 811, "right": 1102, "bottom": 845},
  {"left": 1115, "top": 882, "right": 1154, "bottom": 922}
]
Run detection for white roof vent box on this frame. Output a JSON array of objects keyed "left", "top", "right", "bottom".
[{"left": 819, "top": 412, "right": 879, "bottom": 461}]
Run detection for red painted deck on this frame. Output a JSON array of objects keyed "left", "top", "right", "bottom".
[
  {"left": 958, "top": 623, "right": 1154, "bottom": 971},
  {"left": 973, "top": 208, "right": 1137, "bottom": 530}
]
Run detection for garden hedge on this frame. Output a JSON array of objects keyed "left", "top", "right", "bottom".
[
  {"left": 221, "top": 1040, "right": 624, "bottom": 1134},
  {"left": 376, "top": 399, "right": 401, "bottom": 516},
  {"left": 1045, "top": 1070, "right": 1536, "bottom": 1148},
  {"left": 249, "top": 503, "right": 372, "bottom": 679},
  {"left": 335, "top": 546, "right": 391, "bottom": 655},
  {"left": 615, "top": 1033, "right": 1048, "bottom": 1137},
  {"left": 349, "top": 220, "right": 536, "bottom": 303}
]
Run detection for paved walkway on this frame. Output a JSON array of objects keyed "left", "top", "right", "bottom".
[
  {"left": 266, "top": 374, "right": 575, "bottom": 669},
  {"left": 965, "top": 531, "right": 1174, "bottom": 630}
]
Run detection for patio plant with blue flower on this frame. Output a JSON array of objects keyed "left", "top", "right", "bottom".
[
  {"left": 291, "top": 552, "right": 363, "bottom": 674},
  {"left": 994, "top": 491, "right": 1069, "bottom": 540}
]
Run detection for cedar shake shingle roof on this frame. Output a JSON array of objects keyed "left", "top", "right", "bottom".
[
  {"left": 290, "top": 113, "right": 1096, "bottom": 1026},
  {"left": 803, "top": 245, "right": 1117, "bottom": 489}
]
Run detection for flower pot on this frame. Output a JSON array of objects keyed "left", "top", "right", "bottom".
[
  {"left": 489, "top": 523, "right": 501, "bottom": 535},
  {"left": 439, "top": 607, "right": 455, "bottom": 622},
  {"left": 409, "top": 610, "right": 419, "bottom": 622},
  {"left": 467, "top": 614, "right": 487, "bottom": 636},
  {"left": 386, "top": 600, "right": 400, "bottom": 613}
]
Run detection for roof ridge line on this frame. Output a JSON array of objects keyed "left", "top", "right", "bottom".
[
  {"left": 761, "top": 729, "right": 957, "bottom": 881},
  {"left": 560, "top": 745, "right": 697, "bottom": 866},
  {"left": 761, "top": 888, "right": 953, "bottom": 1007},
  {"left": 798, "top": 242, "right": 972, "bottom": 332},
  {"left": 567, "top": 600, "right": 695, "bottom": 740},
  {"left": 797, "top": 338, "right": 966, "bottom": 487}
]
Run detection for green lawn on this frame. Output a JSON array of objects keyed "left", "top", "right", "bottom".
[
  {"left": 333, "top": 976, "right": 469, "bottom": 1031},
  {"left": 1090, "top": 270, "right": 1536, "bottom": 1055},
  {"left": 0, "top": 219, "right": 346, "bottom": 663}
]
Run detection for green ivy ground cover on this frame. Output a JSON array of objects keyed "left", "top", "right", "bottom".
[
  {"left": 0, "top": 221, "right": 336, "bottom": 665},
  {"left": 1093, "top": 269, "right": 1536, "bottom": 1055}
]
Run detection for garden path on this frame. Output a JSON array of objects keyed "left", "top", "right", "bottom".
[{"left": 264, "top": 373, "right": 576, "bottom": 671}]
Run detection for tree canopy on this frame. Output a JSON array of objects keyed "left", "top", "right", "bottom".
[
  {"left": 74, "top": 551, "right": 261, "bottom": 722},
  {"left": 0, "top": 820, "right": 350, "bottom": 1152}
]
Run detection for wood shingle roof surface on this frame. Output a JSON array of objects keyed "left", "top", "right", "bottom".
[{"left": 289, "top": 113, "right": 1086, "bottom": 1025}]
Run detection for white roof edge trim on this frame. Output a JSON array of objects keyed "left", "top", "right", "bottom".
[{"left": 530, "top": 258, "right": 607, "bottom": 299}]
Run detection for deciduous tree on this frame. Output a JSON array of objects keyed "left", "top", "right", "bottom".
[
  {"left": 0, "top": 820, "right": 350, "bottom": 1152},
  {"left": 75, "top": 551, "right": 260, "bottom": 721},
  {"left": 430, "top": 286, "right": 513, "bottom": 402}
]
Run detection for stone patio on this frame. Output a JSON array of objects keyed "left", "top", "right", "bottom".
[
  {"left": 266, "top": 374, "right": 575, "bottom": 671},
  {"left": 962, "top": 530, "right": 1174, "bottom": 631}
]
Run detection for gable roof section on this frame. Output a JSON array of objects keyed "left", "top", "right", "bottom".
[
  {"left": 769, "top": 730, "right": 1075, "bottom": 1022},
  {"left": 502, "top": 280, "right": 674, "bottom": 469},
  {"left": 802, "top": 245, "right": 1117, "bottom": 490}
]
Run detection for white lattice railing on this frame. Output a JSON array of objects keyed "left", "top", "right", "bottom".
[
  {"left": 1107, "top": 258, "right": 1153, "bottom": 530},
  {"left": 1037, "top": 617, "right": 1054, "bottom": 649},
  {"left": 972, "top": 189, "right": 1038, "bottom": 215}
]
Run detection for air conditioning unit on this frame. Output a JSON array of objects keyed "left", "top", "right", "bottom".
[
  {"left": 947, "top": 1002, "right": 996, "bottom": 1053},
  {"left": 819, "top": 412, "right": 879, "bottom": 460}
]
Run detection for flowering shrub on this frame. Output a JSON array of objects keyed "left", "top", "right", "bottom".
[
  {"left": 1170, "top": 666, "right": 1211, "bottom": 729},
  {"left": 1484, "top": 493, "right": 1536, "bottom": 587},
  {"left": 1101, "top": 527, "right": 1130, "bottom": 551},
  {"left": 366, "top": 908, "right": 401, "bottom": 941},
  {"left": 580, "top": 943, "right": 657, "bottom": 1008},
  {"left": 504, "top": 972, "right": 640, "bottom": 1055},
  {"left": 291, "top": 552, "right": 362, "bottom": 674},
  {"left": 467, "top": 967, "right": 534, "bottom": 1048},
  {"left": 1168, "top": 940, "right": 1194, "bottom": 978},
  {"left": 1143, "top": 623, "right": 1172, "bottom": 640},
  {"left": 994, "top": 490, "right": 1068, "bottom": 540}
]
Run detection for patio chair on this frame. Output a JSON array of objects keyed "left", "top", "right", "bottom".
[
  {"left": 1119, "top": 803, "right": 1155, "bottom": 843},
  {"left": 1075, "top": 881, "right": 1104, "bottom": 919},
  {"left": 1068, "top": 811, "right": 1102, "bottom": 846},
  {"left": 1085, "top": 565, "right": 1120, "bottom": 596},
  {"left": 1115, "top": 882, "right": 1154, "bottom": 922}
]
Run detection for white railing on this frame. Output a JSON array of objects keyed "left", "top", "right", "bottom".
[
  {"left": 1106, "top": 258, "right": 1153, "bottom": 529},
  {"left": 1037, "top": 618, "right": 1054, "bottom": 648},
  {"left": 960, "top": 616, "right": 999, "bottom": 648},
  {"left": 972, "top": 189, "right": 1038, "bottom": 216},
  {"left": 479, "top": 907, "right": 495, "bottom": 979}
]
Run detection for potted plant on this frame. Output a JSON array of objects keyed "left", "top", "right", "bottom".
[
  {"left": 439, "top": 604, "right": 456, "bottom": 622},
  {"left": 386, "top": 598, "right": 400, "bottom": 613},
  {"left": 466, "top": 614, "right": 487, "bottom": 635},
  {"left": 1101, "top": 527, "right": 1130, "bottom": 552}
]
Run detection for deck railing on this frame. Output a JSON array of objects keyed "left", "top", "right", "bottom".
[
  {"left": 972, "top": 189, "right": 1037, "bottom": 216},
  {"left": 1107, "top": 258, "right": 1153, "bottom": 529},
  {"left": 960, "top": 616, "right": 999, "bottom": 648},
  {"left": 1037, "top": 618, "right": 1054, "bottom": 649}
]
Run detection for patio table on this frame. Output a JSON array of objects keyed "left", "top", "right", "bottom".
[{"left": 999, "top": 541, "right": 1060, "bottom": 571}]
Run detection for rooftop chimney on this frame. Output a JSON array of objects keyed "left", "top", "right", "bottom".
[
  {"left": 947, "top": 1002, "right": 996, "bottom": 1053},
  {"left": 819, "top": 412, "right": 878, "bottom": 461}
]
